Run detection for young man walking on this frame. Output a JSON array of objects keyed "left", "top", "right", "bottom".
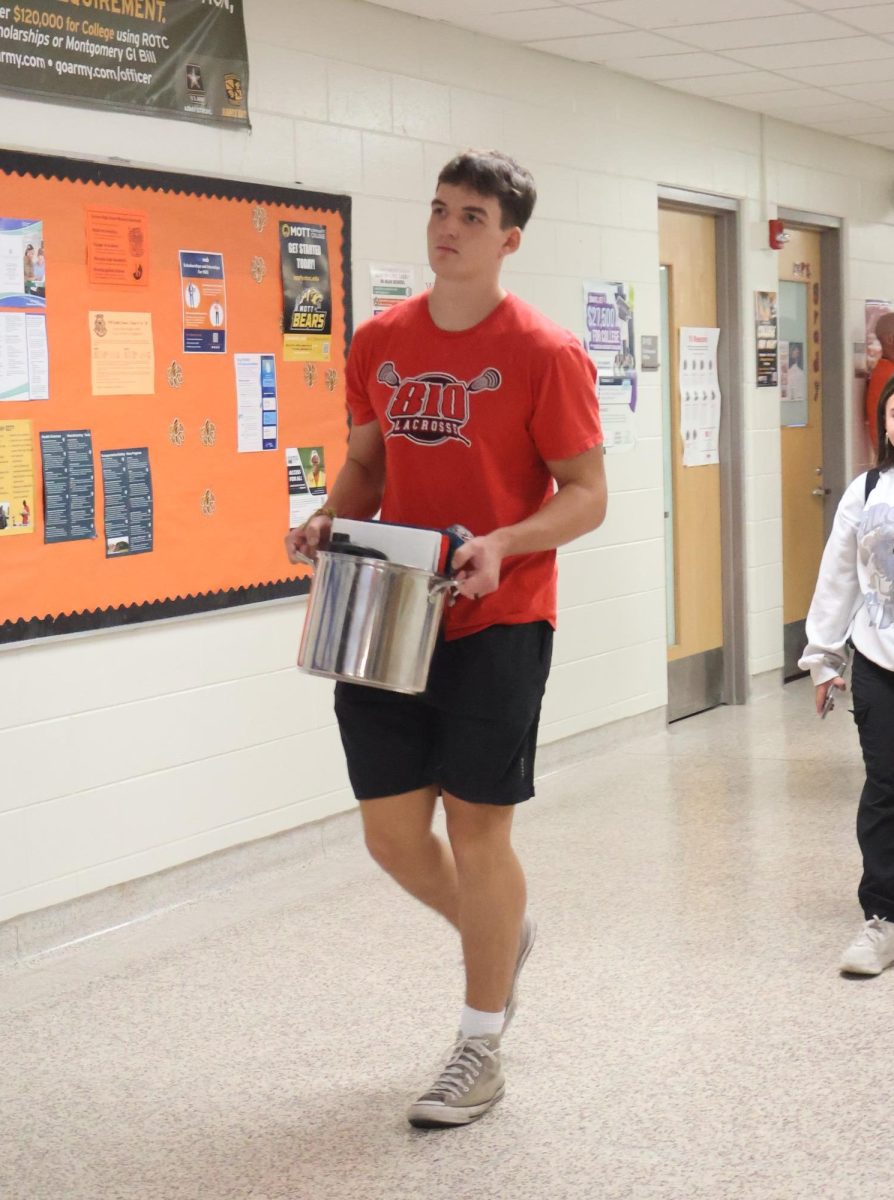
[{"left": 286, "top": 150, "right": 607, "bottom": 1128}]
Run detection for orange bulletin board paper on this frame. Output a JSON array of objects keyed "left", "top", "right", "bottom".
[{"left": 0, "top": 150, "right": 352, "bottom": 645}]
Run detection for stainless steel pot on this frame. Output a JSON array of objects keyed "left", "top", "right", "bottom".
[{"left": 297, "top": 549, "right": 455, "bottom": 694}]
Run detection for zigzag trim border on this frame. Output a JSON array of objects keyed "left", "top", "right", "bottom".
[
  {"left": 0, "top": 148, "right": 354, "bottom": 343},
  {"left": 1, "top": 578, "right": 312, "bottom": 645}
]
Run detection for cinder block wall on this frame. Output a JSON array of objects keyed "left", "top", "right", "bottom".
[{"left": 1, "top": 0, "right": 891, "bottom": 922}]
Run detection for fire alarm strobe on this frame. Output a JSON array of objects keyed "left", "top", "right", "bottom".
[{"left": 769, "top": 219, "right": 790, "bottom": 250}]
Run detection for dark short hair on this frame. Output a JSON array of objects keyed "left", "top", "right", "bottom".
[
  {"left": 877, "top": 374, "right": 894, "bottom": 470},
  {"left": 437, "top": 150, "right": 536, "bottom": 230}
]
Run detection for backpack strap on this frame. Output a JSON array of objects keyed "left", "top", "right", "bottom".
[{"left": 865, "top": 467, "right": 881, "bottom": 503}]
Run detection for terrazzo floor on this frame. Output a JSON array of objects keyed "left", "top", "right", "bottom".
[{"left": 3, "top": 678, "right": 891, "bottom": 1200}]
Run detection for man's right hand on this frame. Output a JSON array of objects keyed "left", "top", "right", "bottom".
[{"left": 284, "top": 513, "right": 332, "bottom": 564}]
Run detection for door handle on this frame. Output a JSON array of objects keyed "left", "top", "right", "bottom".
[{"left": 812, "top": 487, "right": 831, "bottom": 497}]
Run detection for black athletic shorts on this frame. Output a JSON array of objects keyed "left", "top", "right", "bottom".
[{"left": 333, "top": 621, "right": 553, "bottom": 806}]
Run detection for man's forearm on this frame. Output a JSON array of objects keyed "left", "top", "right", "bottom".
[
  {"left": 326, "top": 456, "right": 384, "bottom": 520},
  {"left": 489, "top": 479, "right": 606, "bottom": 559}
]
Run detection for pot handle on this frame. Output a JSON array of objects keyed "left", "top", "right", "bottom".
[{"left": 429, "top": 576, "right": 461, "bottom": 605}]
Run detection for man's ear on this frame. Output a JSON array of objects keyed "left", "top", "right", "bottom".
[{"left": 500, "top": 227, "right": 521, "bottom": 258}]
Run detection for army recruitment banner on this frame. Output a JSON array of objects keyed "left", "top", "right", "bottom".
[{"left": 0, "top": 0, "right": 249, "bottom": 127}]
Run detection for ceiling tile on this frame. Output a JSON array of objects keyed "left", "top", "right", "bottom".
[
  {"left": 759, "top": 99, "right": 883, "bottom": 122},
  {"left": 796, "top": 0, "right": 891, "bottom": 8},
  {"left": 365, "top": 0, "right": 894, "bottom": 151},
  {"left": 599, "top": 51, "right": 741, "bottom": 80},
  {"left": 720, "top": 86, "right": 848, "bottom": 110},
  {"left": 824, "top": 5, "right": 894, "bottom": 32},
  {"left": 857, "top": 130, "right": 894, "bottom": 147},
  {"left": 784, "top": 99, "right": 894, "bottom": 119},
  {"left": 578, "top": 0, "right": 802, "bottom": 28},
  {"left": 779, "top": 59, "right": 894, "bottom": 85},
  {"left": 726, "top": 34, "right": 891, "bottom": 67},
  {"left": 526, "top": 29, "right": 691, "bottom": 58},
  {"left": 808, "top": 114, "right": 894, "bottom": 134},
  {"left": 833, "top": 79, "right": 894, "bottom": 101},
  {"left": 666, "top": 70, "right": 805, "bottom": 97},
  {"left": 455, "top": 7, "right": 630, "bottom": 40},
  {"left": 652, "top": 13, "right": 858, "bottom": 50}
]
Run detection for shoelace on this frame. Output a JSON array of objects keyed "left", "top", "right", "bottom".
[
  {"left": 858, "top": 916, "right": 893, "bottom": 946},
  {"left": 426, "top": 1036, "right": 498, "bottom": 1100}
]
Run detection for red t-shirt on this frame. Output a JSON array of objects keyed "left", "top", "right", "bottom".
[
  {"left": 866, "top": 357, "right": 894, "bottom": 435},
  {"left": 346, "top": 292, "right": 603, "bottom": 639}
]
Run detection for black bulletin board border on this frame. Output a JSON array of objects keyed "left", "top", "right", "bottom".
[
  {"left": 0, "top": 149, "right": 352, "bottom": 648},
  {"left": 4, "top": 579, "right": 310, "bottom": 645}
]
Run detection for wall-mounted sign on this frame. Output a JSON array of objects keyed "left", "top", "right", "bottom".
[
  {"left": 755, "top": 291, "right": 778, "bottom": 389},
  {"left": 641, "top": 335, "right": 659, "bottom": 371},
  {"left": 0, "top": 1, "right": 249, "bottom": 128},
  {"left": 583, "top": 280, "right": 636, "bottom": 452}
]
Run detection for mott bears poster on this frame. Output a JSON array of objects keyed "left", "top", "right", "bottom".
[{"left": 280, "top": 221, "right": 332, "bottom": 362}]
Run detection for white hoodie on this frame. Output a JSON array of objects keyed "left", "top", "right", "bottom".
[{"left": 799, "top": 468, "right": 894, "bottom": 684}]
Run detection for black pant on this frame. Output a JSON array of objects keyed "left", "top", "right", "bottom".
[{"left": 852, "top": 649, "right": 894, "bottom": 920}]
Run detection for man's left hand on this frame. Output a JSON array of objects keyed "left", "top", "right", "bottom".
[{"left": 450, "top": 534, "right": 503, "bottom": 600}]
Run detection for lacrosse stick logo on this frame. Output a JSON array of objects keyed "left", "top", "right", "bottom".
[{"left": 376, "top": 361, "right": 501, "bottom": 447}]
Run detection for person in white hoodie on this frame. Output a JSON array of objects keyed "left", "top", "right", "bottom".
[{"left": 800, "top": 375, "right": 894, "bottom": 974}]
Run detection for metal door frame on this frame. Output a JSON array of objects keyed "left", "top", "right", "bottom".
[
  {"left": 777, "top": 210, "right": 844, "bottom": 679},
  {"left": 659, "top": 186, "right": 748, "bottom": 709},
  {"left": 777, "top": 208, "right": 846, "bottom": 537}
]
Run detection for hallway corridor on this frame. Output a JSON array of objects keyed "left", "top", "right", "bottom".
[{"left": 3, "top": 679, "right": 887, "bottom": 1200}]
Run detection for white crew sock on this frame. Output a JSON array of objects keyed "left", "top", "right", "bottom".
[{"left": 460, "top": 1004, "right": 505, "bottom": 1038}]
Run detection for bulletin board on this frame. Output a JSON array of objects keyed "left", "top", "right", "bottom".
[{"left": 0, "top": 149, "right": 352, "bottom": 646}]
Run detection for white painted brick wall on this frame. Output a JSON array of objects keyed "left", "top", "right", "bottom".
[{"left": 2, "top": 0, "right": 894, "bottom": 922}]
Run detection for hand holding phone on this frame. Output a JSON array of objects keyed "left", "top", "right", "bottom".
[{"left": 821, "top": 680, "right": 845, "bottom": 719}]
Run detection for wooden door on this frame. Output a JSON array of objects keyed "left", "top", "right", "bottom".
[
  {"left": 659, "top": 207, "right": 724, "bottom": 720},
  {"left": 778, "top": 228, "right": 824, "bottom": 679}
]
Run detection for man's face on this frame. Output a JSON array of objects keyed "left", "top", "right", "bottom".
[
  {"left": 426, "top": 183, "right": 519, "bottom": 283},
  {"left": 886, "top": 395, "right": 894, "bottom": 445}
]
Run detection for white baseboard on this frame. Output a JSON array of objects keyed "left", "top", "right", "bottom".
[{"left": 0, "top": 704, "right": 666, "bottom": 968}]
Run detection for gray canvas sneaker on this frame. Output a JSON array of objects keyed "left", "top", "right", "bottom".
[
  {"left": 503, "top": 914, "right": 537, "bottom": 1032},
  {"left": 407, "top": 1034, "right": 504, "bottom": 1128}
]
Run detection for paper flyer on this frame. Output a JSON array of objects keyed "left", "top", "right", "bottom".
[
  {"left": 100, "top": 447, "right": 153, "bottom": 557},
  {"left": 754, "top": 291, "right": 778, "bottom": 389},
  {"left": 865, "top": 300, "right": 892, "bottom": 378},
  {"left": 0, "top": 419, "right": 35, "bottom": 537},
  {"left": 371, "top": 264, "right": 415, "bottom": 316},
  {"left": 0, "top": 218, "right": 45, "bottom": 310},
  {"left": 583, "top": 280, "right": 636, "bottom": 452},
  {"left": 40, "top": 430, "right": 96, "bottom": 543},
  {"left": 281, "top": 222, "right": 332, "bottom": 362},
  {"left": 0, "top": 312, "right": 48, "bottom": 402},
  {"left": 286, "top": 445, "right": 327, "bottom": 529},
  {"left": 679, "top": 327, "right": 721, "bottom": 467},
  {"left": 89, "top": 311, "right": 155, "bottom": 396},
  {"left": 780, "top": 340, "right": 808, "bottom": 427},
  {"left": 234, "top": 353, "right": 278, "bottom": 452},
  {"left": 87, "top": 208, "right": 149, "bottom": 287},
  {"left": 286, "top": 447, "right": 314, "bottom": 529},
  {"left": 179, "top": 250, "right": 227, "bottom": 354}
]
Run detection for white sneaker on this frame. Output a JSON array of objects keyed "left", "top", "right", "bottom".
[{"left": 840, "top": 916, "right": 894, "bottom": 975}]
